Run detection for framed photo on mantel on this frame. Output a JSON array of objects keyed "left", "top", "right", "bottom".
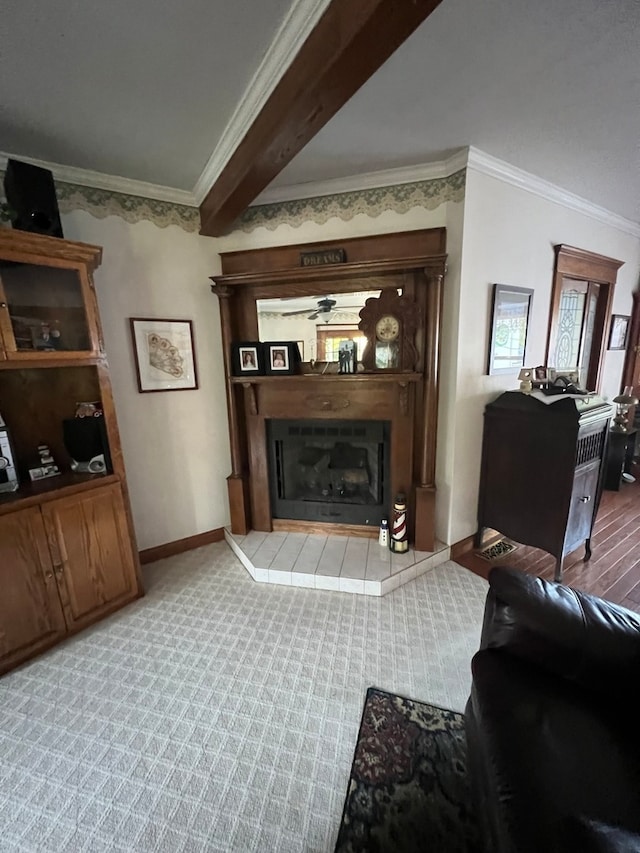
[
  {"left": 263, "top": 341, "right": 302, "bottom": 376},
  {"left": 231, "top": 341, "right": 264, "bottom": 376}
]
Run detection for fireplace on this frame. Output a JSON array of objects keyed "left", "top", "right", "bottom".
[
  {"left": 267, "top": 419, "right": 390, "bottom": 527},
  {"left": 211, "top": 228, "right": 447, "bottom": 550}
]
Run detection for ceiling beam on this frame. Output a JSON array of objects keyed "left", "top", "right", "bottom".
[{"left": 199, "top": 0, "right": 444, "bottom": 237}]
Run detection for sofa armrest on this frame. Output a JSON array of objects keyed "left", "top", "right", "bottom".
[{"left": 480, "top": 567, "right": 640, "bottom": 694}]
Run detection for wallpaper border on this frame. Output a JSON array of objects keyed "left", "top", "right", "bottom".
[{"left": 1, "top": 169, "right": 465, "bottom": 234}]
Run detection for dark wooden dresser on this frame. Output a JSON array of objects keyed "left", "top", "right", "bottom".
[{"left": 476, "top": 391, "right": 612, "bottom": 581}]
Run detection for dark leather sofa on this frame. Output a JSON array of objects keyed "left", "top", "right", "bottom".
[{"left": 465, "top": 566, "right": 640, "bottom": 853}]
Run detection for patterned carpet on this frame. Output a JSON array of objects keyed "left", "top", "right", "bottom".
[
  {"left": 335, "top": 688, "right": 481, "bottom": 853},
  {"left": 0, "top": 543, "right": 487, "bottom": 852}
]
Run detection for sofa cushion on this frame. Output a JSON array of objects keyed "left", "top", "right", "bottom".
[
  {"left": 480, "top": 567, "right": 640, "bottom": 696},
  {"left": 467, "top": 649, "right": 640, "bottom": 853},
  {"left": 562, "top": 816, "right": 640, "bottom": 853}
]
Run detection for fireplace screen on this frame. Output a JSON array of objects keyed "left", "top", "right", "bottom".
[{"left": 267, "top": 419, "right": 390, "bottom": 526}]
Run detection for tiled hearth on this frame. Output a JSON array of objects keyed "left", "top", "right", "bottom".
[{"left": 225, "top": 528, "right": 450, "bottom": 596}]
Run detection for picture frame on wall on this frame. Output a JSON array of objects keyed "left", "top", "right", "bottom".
[
  {"left": 129, "top": 317, "right": 198, "bottom": 393},
  {"left": 487, "top": 283, "right": 534, "bottom": 375},
  {"left": 264, "top": 341, "right": 302, "bottom": 376},
  {"left": 608, "top": 314, "right": 630, "bottom": 351},
  {"left": 231, "top": 341, "right": 264, "bottom": 376}
]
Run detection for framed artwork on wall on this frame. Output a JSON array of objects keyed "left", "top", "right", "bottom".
[
  {"left": 129, "top": 317, "right": 198, "bottom": 392},
  {"left": 487, "top": 284, "right": 534, "bottom": 375},
  {"left": 608, "top": 314, "right": 630, "bottom": 351}
]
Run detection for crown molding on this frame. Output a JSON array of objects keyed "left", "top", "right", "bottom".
[
  {"left": 0, "top": 151, "right": 196, "bottom": 207},
  {"left": 467, "top": 146, "right": 640, "bottom": 238},
  {"left": 192, "top": 0, "right": 333, "bottom": 205},
  {"left": 251, "top": 149, "right": 469, "bottom": 205}
]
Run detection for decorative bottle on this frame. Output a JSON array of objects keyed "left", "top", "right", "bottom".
[{"left": 390, "top": 493, "right": 409, "bottom": 553}]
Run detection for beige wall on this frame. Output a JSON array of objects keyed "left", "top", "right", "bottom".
[{"left": 60, "top": 210, "right": 231, "bottom": 550}]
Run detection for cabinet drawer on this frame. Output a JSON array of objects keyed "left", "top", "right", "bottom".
[{"left": 565, "top": 462, "right": 600, "bottom": 554}]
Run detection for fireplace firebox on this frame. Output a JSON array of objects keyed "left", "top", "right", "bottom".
[{"left": 267, "top": 419, "right": 391, "bottom": 527}]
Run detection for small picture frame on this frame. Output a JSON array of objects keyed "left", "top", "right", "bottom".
[
  {"left": 532, "top": 365, "right": 549, "bottom": 385},
  {"left": 231, "top": 342, "right": 264, "bottom": 376},
  {"left": 264, "top": 342, "right": 301, "bottom": 376},
  {"left": 608, "top": 314, "right": 630, "bottom": 351}
]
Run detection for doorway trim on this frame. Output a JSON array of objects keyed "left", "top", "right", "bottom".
[{"left": 546, "top": 244, "right": 624, "bottom": 391}]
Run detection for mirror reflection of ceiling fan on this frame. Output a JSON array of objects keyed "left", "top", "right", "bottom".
[
  {"left": 281, "top": 297, "right": 362, "bottom": 321},
  {"left": 282, "top": 297, "right": 336, "bottom": 320}
]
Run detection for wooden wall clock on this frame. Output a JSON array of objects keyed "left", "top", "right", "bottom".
[{"left": 358, "top": 288, "right": 420, "bottom": 371}]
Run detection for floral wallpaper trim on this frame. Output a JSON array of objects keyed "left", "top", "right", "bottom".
[
  {"left": 237, "top": 169, "right": 466, "bottom": 233},
  {"left": 55, "top": 181, "right": 201, "bottom": 232},
  {"left": 1, "top": 169, "right": 465, "bottom": 234},
  {"left": 0, "top": 171, "right": 200, "bottom": 232}
]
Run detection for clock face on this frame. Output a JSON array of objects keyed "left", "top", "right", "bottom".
[{"left": 375, "top": 315, "right": 400, "bottom": 342}]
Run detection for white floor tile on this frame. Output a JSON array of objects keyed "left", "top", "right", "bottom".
[{"left": 314, "top": 575, "right": 341, "bottom": 591}]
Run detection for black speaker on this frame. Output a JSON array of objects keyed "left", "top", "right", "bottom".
[
  {"left": 3, "top": 159, "right": 64, "bottom": 238},
  {"left": 62, "top": 417, "right": 112, "bottom": 474}
]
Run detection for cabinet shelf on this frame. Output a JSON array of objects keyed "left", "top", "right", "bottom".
[{"left": 0, "top": 471, "right": 119, "bottom": 515}]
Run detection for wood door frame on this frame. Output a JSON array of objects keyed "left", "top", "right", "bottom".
[
  {"left": 546, "top": 244, "right": 624, "bottom": 391},
  {"left": 622, "top": 290, "right": 640, "bottom": 392}
]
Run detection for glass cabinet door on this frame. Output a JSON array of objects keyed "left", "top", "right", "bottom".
[{"left": 0, "top": 261, "right": 95, "bottom": 357}]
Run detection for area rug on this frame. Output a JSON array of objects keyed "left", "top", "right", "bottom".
[{"left": 335, "top": 687, "right": 481, "bottom": 853}]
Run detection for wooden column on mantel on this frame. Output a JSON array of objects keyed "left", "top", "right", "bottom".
[{"left": 210, "top": 229, "right": 447, "bottom": 551}]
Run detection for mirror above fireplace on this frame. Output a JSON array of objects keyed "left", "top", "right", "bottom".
[{"left": 257, "top": 291, "right": 379, "bottom": 363}]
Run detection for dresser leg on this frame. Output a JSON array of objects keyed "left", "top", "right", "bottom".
[
  {"left": 584, "top": 538, "right": 592, "bottom": 562},
  {"left": 554, "top": 557, "right": 563, "bottom": 583}
]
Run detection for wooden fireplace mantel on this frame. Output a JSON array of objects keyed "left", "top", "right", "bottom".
[{"left": 210, "top": 229, "right": 446, "bottom": 551}]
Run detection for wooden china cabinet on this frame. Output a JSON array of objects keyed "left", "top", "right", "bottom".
[{"left": 0, "top": 229, "right": 142, "bottom": 676}]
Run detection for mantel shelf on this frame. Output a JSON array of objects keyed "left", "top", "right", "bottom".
[{"left": 230, "top": 372, "right": 422, "bottom": 385}]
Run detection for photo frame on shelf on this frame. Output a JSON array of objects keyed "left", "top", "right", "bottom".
[
  {"left": 129, "top": 317, "right": 198, "bottom": 393},
  {"left": 532, "top": 365, "right": 549, "bottom": 385},
  {"left": 487, "top": 283, "right": 534, "bottom": 375},
  {"left": 263, "top": 341, "right": 301, "bottom": 376},
  {"left": 608, "top": 314, "right": 630, "bottom": 351},
  {"left": 231, "top": 341, "right": 264, "bottom": 376}
]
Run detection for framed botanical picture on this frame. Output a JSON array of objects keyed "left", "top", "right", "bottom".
[
  {"left": 263, "top": 341, "right": 301, "bottom": 376},
  {"left": 231, "top": 341, "right": 264, "bottom": 376},
  {"left": 129, "top": 318, "right": 198, "bottom": 393},
  {"left": 487, "top": 284, "right": 534, "bottom": 375},
  {"left": 608, "top": 314, "right": 630, "bottom": 350}
]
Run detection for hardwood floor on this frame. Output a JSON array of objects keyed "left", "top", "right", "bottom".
[{"left": 455, "top": 463, "right": 640, "bottom": 614}]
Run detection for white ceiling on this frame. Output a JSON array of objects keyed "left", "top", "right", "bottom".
[{"left": 2, "top": 0, "right": 639, "bottom": 224}]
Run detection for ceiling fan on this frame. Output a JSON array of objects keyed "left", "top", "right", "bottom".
[{"left": 282, "top": 297, "right": 338, "bottom": 320}]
